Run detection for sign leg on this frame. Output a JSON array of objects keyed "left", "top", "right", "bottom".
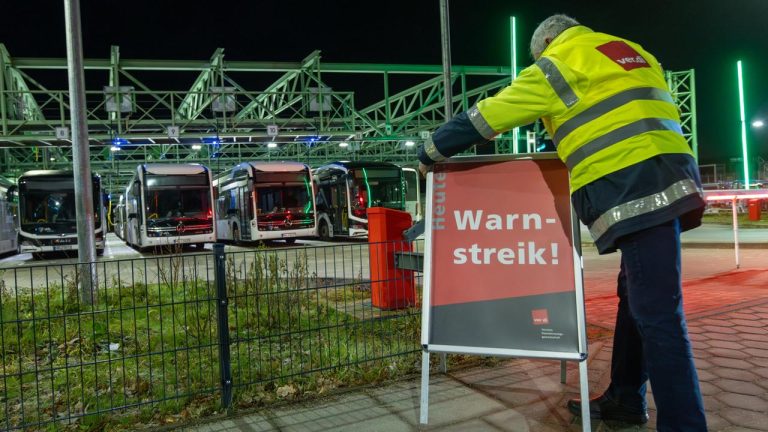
[
  {"left": 560, "top": 360, "right": 567, "bottom": 383},
  {"left": 578, "top": 360, "right": 592, "bottom": 431},
  {"left": 420, "top": 350, "right": 430, "bottom": 424},
  {"left": 439, "top": 353, "right": 447, "bottom": 373}
]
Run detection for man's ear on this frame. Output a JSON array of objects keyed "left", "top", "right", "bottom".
[{"left": 544, "top": 37, "right": 553, "bottom": 46}]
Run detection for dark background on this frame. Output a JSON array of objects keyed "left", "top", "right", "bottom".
[{"left": 1, "top": 0, "right": 766, "bottom": 166}]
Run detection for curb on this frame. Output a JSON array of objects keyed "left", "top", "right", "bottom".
[
  {"left": 581, "top": 242, "right": 767, "bottom": 250},
  {"left": 680, "top": 242, "right": 768, "bottom": 249}
]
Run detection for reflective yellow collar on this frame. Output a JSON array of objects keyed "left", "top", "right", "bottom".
[{"left": 541, "top": 25, "right": 594, "bottom": 57}]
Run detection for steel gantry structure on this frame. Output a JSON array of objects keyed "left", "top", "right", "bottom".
[
  {"left": 666, "top": 69, "right": 698, "bottom": 161},
  {"left": 0, "top": 44, "right": 697, "bottom": 193}
]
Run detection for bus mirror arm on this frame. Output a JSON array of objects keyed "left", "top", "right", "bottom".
[
  {"left": 402, "top": 219, "right": 425, "bottom": 242},
  {"left": 6, "top": 185, "right": 16, "bottom": 202}
]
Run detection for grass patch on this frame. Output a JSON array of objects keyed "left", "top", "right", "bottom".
[
  {"left": 0, "top": 250, "right": 424, "bottom": 431},
  {"left": 0, "top": 266, "right": 220, "bottom": 431}
]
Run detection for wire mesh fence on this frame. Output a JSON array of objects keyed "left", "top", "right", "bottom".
[{"left": 0, "top": 240, "right": 422, "bottom": 430}]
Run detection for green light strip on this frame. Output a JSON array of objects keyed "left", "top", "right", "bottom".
[
  {"left": 361, "top": 168, "right": 372, "bottom": 208},
  {"left": 303, "top": 176, "right": 312, "bottom": 213},
  {"left": 511, "top": 16, "right": 519, "bottom": 153},
  {"left": 737, "top": 61, "right": 749, "bottom": 190}
]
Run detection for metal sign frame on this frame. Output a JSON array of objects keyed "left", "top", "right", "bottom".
[{"left": 419, "top": 153, "right": 591, "bottom": 431}]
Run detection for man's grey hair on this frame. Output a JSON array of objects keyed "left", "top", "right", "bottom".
[{"left": 530, "top": 14, "right": 580, "bottom": 59}]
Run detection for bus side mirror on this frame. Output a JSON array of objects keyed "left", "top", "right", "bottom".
[{"left": 6, "top": 185, "right": 16, "bottom": 202}]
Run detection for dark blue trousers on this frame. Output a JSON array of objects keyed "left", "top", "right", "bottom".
[{"left": 608, "top": 220, "right": 707, "bottom": 431}]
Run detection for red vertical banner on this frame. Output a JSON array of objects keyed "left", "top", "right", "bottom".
[{"left": 427, "top": 158, "right": 581, "bottom": 354}]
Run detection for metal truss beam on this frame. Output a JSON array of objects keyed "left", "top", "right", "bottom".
[
  {"left": 1, "top": 44, "right": 45, "bottom": 128},
  {"left": 666, "top": 69, "right": 698, "bottom": 160},
  {"left": 234, "top": 50, "right": 321, "bottom": 121},
  {"left": 176, "top": 48, "right": 225, "bottom": 121},
  {"left": 0, "top": 46, "right": 696, "bottom": 195}
]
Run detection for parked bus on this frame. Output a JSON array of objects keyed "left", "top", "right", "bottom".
[
  {"left": 113, "top": 194, "right": 126, "bottom": 240},
  {"left": 16, "top": 170, "right": 106, "bottom": 259},
  {"left": 0, "top": 184, "right": 18, "bottom": 256},
  {"left": 313, "top": 161, "right": 406, "bottom": 240},
  {"left": 214, "top": 161, "right": 316, "bottom": 244},
  {"left": 402, "top": 167, "right": 422, "bottom": 222},
  {"left": 123, "top": 164, "right": 215, "bottom": 251}
]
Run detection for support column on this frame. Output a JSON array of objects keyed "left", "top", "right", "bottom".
[{"left": 64, "top": 0, "right": 98, "bottom": 303}]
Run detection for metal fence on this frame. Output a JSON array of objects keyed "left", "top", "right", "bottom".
[{"left": 0, "top": 240, "right": 422, "bottom": 430}]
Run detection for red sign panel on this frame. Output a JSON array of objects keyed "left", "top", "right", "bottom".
[{"left": 427, "top": 158, "right": 580, "bottom": 353}]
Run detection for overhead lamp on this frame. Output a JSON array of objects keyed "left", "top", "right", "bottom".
[
  {"left": 103, "top": 86, "right": 135, "bottom": 113},
  {"left": 192, "top": 144, "right": 202, "bottom": 150},
  {"left": 167, "top": 126, "right": 180, "bottom": 138},
  {"left": 339, "top": 142, "right": 349, "bottom": 147},
  {"left": 210, "top": 87, "right": 236, "bottom": 113},
  {"left": 110, "top": 146, "right": 121, "bottom": 152},
  {"left": 267, "top": 142, "right": 278, "bottom": 148},
  {"left": 405, "top": 140, "right": 415, "bottom": 147},
  {"left": 753, "top": 120, "right": 765, "bottom": 128},
  {"left": 55, "top": 127, "right": 70, "bottom": 140}
]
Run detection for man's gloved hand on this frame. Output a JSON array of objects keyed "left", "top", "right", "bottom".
[{"left": 418, "top": 162, "right": 432, "bottom": 177}]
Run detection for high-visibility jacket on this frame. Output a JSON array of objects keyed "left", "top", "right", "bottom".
[{"left": 419, "top": 25, "right": 705, "bottom": 253}]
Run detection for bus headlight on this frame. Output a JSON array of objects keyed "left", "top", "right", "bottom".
[{"left": 20, "top": 239, "right": 37, "bottom": 249}]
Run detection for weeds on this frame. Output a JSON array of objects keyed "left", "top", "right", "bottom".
[{"left": 1, "top": 246, "right": 424, "bottom": 431}]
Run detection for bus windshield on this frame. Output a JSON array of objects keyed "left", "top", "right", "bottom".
[
  {"left": 145, "top": 174, "right": 211, "bottom": 222},
  {"left": 19, "top": 178, "right": 101, "bottom": 234},
  {"left": 253, "top": 171, "right": 313, "bottom": 217},
  {"left": 145, "top": 187, "right": 211, "bottom": 221},
  {"left": 256, "top": 185, "right": 312, "bottom": 215},
  {"left": 351, "top": 168, "right": 404, "bottom": 210}
]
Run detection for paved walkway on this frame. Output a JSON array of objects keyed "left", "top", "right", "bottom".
[{"left": 181, "top": 228, "right": 768, "bottom": 432}]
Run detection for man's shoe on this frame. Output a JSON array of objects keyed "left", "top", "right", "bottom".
[{"left": 567, "top": 394, "right": 649, "bottom": 425}]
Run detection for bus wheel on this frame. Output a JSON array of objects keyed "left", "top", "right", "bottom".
[
  {"left": 232, "top": 226, "right": 240, "bottom": 245},
  {"left": 96, "top": 248, "right": 104, "bottom": 257},
  {"left": 284, "top": 238, "right": 296, "bottom": 245},
  {"left": 31, "top": 252, "right": 43, "bottom": 260},
  {"left": 318, "top": 220, "right": 331, "bottom": 241},
  {"left": 196, "top": 243, "right": 205, "bottom": 250}
]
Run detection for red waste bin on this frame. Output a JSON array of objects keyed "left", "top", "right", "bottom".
[
  {"left": 748, "top": 199, "right": 761, "bottom": 221},
  {"left": 367, "top": 207, "right": 415, "bottom": 310}
]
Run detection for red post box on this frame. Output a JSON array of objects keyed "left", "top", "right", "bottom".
[
  {"left": 367, "top": 207, "right": 415, "bottom": 310},
  {"left": 748, "top": 199, "right": 761, "bottom": 221}
]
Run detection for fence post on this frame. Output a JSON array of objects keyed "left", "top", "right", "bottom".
[{"left": 213, "top": 243, "right": 233, "bottom": 410}]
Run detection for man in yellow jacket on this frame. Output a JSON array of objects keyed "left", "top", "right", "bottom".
[{"left": 418, "top": 14, "right": 707, "bottom": 431}]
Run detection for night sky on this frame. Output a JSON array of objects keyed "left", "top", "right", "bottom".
[{"left": 1, "top": 0, "right": 766, "bottom": 166}]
